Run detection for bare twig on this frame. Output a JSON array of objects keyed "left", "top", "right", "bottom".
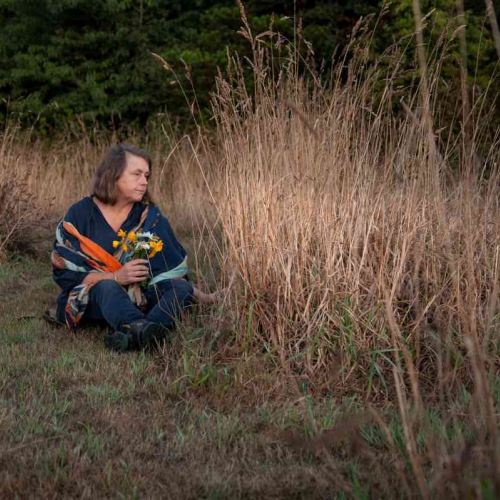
[{"left": 485, "top": 0, "right": 500, "bottom": 60}]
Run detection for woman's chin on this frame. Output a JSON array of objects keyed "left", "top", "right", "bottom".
[{"left": 117, "top": 192, "right": 146, "bottom": 204}]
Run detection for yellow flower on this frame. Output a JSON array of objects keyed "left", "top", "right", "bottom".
[
  {"left": 117, "top": 229, "right": 126, "bottom": 238},
  {"left": 127, "top": 231, "right": 137, "bottom": 243},
  {"left": 148, "top": 241, "right": 157, "bottom": 258},
  {"left": 122, "top": 244, "right": 129, "bottom": 252},
  {"left": 148, "top": 239, "right": 163, "bottom": 259},
  {"left": 112, "top": 240, "right": 120, "bottom": 249}
]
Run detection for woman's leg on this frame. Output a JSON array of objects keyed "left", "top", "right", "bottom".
[
  {"left": 82, "top": 280, "right": 144, "bottom": 331},
  {"left": 84, "top": 280, "right": 193, "bottom": 352},
  {"left": 144, "top": 279, "right": 195, "bottom": 328}
]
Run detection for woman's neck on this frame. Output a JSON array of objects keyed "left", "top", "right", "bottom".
[
  {"left": 94, "top": 197, "right": 134, "bottom": 214},
  {"left": 92, "top": 197, "right": 135, "bottom": 233}
]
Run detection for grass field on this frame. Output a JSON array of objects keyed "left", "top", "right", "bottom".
[
  {"left": 2, "top": 8, "right": 500, "bottom": 497},
  {"left": 1, "top": 253, "right": 499, "bottom": 499}
]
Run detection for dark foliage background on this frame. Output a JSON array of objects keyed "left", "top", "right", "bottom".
[{"left": 0, "top": 0, "right": 499, "bottom": 134}]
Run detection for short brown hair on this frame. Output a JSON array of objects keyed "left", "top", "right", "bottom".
[{"left": 92, "top": 144, "right": 153, "bottom": 205}]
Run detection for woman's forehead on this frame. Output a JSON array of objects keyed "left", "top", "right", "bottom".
[{"left": 125, "top": 153, "right": 149, "bottom": 172}]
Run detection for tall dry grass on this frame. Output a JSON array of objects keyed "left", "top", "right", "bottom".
[
  {"left": 191, "top": 12, "right": 500, "bottom": 401},
  {"left": 0, "top": 118, "right": 211, "bottom": 258},
  {"left": 183, "top": 8, "right": 500, "bottom": 493}
]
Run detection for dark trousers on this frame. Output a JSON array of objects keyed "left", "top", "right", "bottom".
[{"left": 72, "top": 279, "right": 195, "bottom": 331}]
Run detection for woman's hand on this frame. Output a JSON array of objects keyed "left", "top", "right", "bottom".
[{"left": 115, "top": 259, "right": 150, "bottom": 285}]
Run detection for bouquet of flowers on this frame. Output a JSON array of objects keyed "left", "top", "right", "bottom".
[{"left": 113, "top": 230, "right": 164, "bottom": 286}]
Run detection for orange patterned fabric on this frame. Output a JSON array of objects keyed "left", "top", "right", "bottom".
[{"left": 63, "top": 222, "right": 122, "bottom": 272}]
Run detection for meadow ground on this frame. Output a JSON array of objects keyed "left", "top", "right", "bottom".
[{"left": 1, "top": 251, "right": 499, "bottom": 499}]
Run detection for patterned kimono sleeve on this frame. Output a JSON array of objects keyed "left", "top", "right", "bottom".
[
  {"left": 52, "top": 266, "right": 87, "bottom": 292},
  {"left": 51, "top": 202, "right": 90, "bottom": 292}
]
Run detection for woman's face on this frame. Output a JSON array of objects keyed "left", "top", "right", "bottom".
[{"left": 115, "top": 154, "right": 150, "bottom": 204}]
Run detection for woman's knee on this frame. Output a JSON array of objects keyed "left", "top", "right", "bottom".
[{"left": 171, "top": 279, "right": 194, "bottom": 303}]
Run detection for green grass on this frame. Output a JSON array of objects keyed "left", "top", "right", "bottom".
[{"left": 0, "top": 255, "right": 499, "bottom": 498}]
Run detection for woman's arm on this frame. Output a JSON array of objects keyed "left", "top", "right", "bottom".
[
  {"left": 82, "top": 272, "right": 117, "bottom": 285},
  {"left": 82, "top": 259, "right": 151, "bottom": 286}
]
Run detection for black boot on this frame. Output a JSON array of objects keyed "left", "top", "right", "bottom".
[
  {"left": 104, "top": 320, "right": 169, "bottom": 353},
  {"left": 104, "top": 330, "right": 134, "bottom": 352},
  {"left": 128, "top": 319, "right": 170, "bottom": 350}
]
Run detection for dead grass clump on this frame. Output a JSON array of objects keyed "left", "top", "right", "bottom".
[{"left": 0, "top": 166, "right": 50, "bottom": 260}]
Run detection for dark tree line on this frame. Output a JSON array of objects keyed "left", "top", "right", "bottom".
[{"left": 0, "top": 0, "right": 499, "bottom": 133}]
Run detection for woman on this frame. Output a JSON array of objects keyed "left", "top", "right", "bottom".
[{"left": 51, "top": 144, "right": 220, "bottom": 352}]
